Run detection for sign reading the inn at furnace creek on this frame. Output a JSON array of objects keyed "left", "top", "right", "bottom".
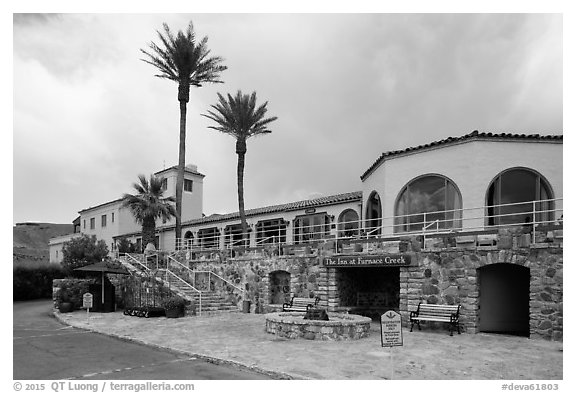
[{"left": 323, "top": 254, "right": 411, "bottom": 267}]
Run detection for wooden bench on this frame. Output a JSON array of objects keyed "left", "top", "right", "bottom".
[
  {"left": 410, "top": 303, "right": 461, "bottom": 336},
  {"left": 283, "top": 296, "right": 320, "bottom": 312}
]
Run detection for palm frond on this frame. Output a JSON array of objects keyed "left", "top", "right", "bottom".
[
  {"left": 121, "top": 174, "right": 176, "bottom": 224},
  {"left": 202, "top": 90, "right": 277, "bottom": 140},
  {"left": 141, "top": 21, "right": 227, "bottom": 87}
]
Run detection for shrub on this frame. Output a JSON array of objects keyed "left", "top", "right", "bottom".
[
  {"left": 117, "top": 238, "right": 137, "bottom": 254},
  {"left": 61, "top": 234, "right": 109, "bottom": 276},
  {"left": 162, "top": 296, "right": 187, "bottom": 311},
  {"left": 55, "top": 279, "right": 91, "bottom": 310},
  {"left": 13, "top": 263, "right": 66, "bottom": 300}
]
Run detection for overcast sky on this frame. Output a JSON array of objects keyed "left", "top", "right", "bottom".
[{"left": 12, "top": 13, "right": 563, "bottom": 225}]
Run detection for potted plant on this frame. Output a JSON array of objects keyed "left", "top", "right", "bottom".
[{"left": 162, "top": 296, "right": 186, "bottom": 318}]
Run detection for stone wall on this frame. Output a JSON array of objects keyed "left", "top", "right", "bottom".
[
  {"left": 184, "top": 229, "right": 562, "bottom": 341},
  {"left": 397, "top": 246, "right": 562, "bottom": 341},
  {"left": 190, "top": 255, "right": 325, "bottom": 313}
]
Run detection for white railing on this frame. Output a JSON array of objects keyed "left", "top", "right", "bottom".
[
  {"left": 192, "top": 270, "right": 244, "bottom": 297},
  {"left": 166, "top": 255, "right": 244, "bottom": 307},
  {"left": 159, "top": 198, "right": 562, "bottom": 253},
  {"left": 124, "top": 253, "right": 150, "bottom": 271},
  {"left": 163, "top": 269, "right": 203, "bottom": 316}
]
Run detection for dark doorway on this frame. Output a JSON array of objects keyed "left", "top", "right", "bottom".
[
  {"left": 478, "top": 263, "right": 530, "bottom": 337},
  {"left": 336, "top": 267, "right": 400, "bottom": 320},
  {"left": 269, "top": 270, "right": 291, "bottom": 305}
]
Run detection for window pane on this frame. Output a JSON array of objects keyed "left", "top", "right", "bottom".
[
  {"left": 498, "top": 169, "right": 537, "bottom": 225},
  {"left": 487, "top": 168, "right": 555, "bottom": 227},
  {"left": 338, "top": 210, "right": 359, "bottom": 238},
  {"left": 395, "top": 176, "right": 462, "bottom": 233}
]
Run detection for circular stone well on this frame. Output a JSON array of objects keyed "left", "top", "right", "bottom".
[{"left": 265, "top": 312, "right": 372, "bottom": 340}]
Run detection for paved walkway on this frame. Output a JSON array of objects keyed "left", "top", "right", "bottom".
[{"left": 55, "top": 311, "right": 563, "bottom": 380}]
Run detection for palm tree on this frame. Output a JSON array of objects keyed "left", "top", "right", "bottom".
[
  {"left": 121, "top": 174, "right": 177, "bottom": 251},
  {"left": 141, "top": 21, "right": 227, "bottom": 247},
  {"left": 202, "top": 90, "right": 278, "bottom": 245}
]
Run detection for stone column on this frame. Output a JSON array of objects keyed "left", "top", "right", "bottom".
[
  {"left": 327, "top": 267, "right": 339, "bottom": 312},
  {"left": 317, "top": 267, "right": 329, "bottom": 308}
]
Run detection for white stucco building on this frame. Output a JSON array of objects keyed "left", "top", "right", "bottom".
[
  {"left": 360, "top": 131, "right": 562, "bottom": 236},
  {"left": 49, "top": 131, "right": 563, "bottom": 262}
]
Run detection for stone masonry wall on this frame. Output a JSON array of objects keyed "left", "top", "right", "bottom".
[
  {"left": 398, "top": 246, "right": 562, "bottom": 341},
  {"left": 186, "top": 230, "right": 562, "bottom": 341},
  {"left": 190, "top": 255, "right": 325, "bottom": 313}
]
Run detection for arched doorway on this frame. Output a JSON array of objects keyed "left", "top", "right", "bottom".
[
  {"left": 269, "top": 270, "right": 291, "bottom": 304},
  {"left": 183, "top": 231, "right": 194, "bottom": 249},
  {"left": 365, "top": 191, "right": 382, "bottom": 236},
  {"left": 478, "top": 263, "right": 530, "bottom": 336}
]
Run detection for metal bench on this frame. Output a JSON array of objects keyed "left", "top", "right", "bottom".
[
  {"left": 410, "top": 303, "right": 461, "bottom": 336},
  {"left": 282, "top": 296, "right": 319, "bottom": 312}
]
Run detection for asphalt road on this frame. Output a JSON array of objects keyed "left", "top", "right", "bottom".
[{"left": 13, "top": 300, "right": 271, "bottom": 380}]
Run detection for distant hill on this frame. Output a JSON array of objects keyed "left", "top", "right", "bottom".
[{"left": 13, "top": 222, "right": 74, "bottom": 264}]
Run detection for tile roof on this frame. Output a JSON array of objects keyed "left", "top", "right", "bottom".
[
  {"left": 155, "top": 165, "right": 205, "bottom": 178},
  {"left": 360, "top": 130, "right": 563, "bottom": 181},
  {"left": 182, "top": 191, "right": 363, "bottom": 227}
]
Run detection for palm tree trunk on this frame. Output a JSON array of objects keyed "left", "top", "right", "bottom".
[
  {"left": 142, "top": 217, "right": 156, "bottom": 250},
  {"left": 175, "top": 86, "right": 189, "bottom": 248},
  {"left": 236, "top": 139, "right": 248, "bottom": 247}
]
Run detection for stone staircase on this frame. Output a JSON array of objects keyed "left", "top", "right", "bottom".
[
  {"left": 116, "top": 254, "right": 240, "bottom": 316},
  {"left": 161, "top": 271, "right": 240, "bottom": 315}
]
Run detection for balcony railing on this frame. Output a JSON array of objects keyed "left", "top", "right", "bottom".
[{"left": 159, "top": 198, "right": 562, "bottom": 254}]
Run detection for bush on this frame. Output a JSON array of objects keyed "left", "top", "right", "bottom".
[
  {"left": 117, "top": 238, "right": 137, "bottom": 254},
  {"left": 61, "top": 234, "right": 109, "bottom": 276},
  {"left": 55, "top": 279, "right": 90, "bottom": 311},
  {"left": 162, "top": 296, "right": 187, "bottom": 311},
  {"left": 13, "top": 263, "right": 66, "bottom": 301}
]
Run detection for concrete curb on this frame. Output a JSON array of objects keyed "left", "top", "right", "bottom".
[{"left": 53, "top": 310, "right": 298, "bottom": 380}]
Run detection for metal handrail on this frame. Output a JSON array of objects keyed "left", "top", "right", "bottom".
[
  {"left": 125, "top": 253, "right": 149, "bottom": 271},
  {"left": 194, "top": 270, "right": 244, "bottom": 296},
  {"left": 166, "top": 255, "right": 243, "bottom": 298},
  {"left": 162, "top": 269, "right": 202, "bottom": 316}
]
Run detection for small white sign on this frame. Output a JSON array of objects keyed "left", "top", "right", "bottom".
[
  {"left": 83, "top": 293, "right": 93, "bottom": 309},
  {"left": 381, "top": 310, "right": 403, "bottom": 347}
]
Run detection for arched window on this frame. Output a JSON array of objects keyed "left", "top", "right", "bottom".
[
  {"left": 486, "top": 168, "right": 554, "bottom": 227},
  {"left": 365, "top": 191, "right": 382, "bottom": 236},
  {"left": 395, "top": 175, "right": 462, "bottom": 233},
  {"left": 338, "top": 209, "right": 360, "bottom": 238}
]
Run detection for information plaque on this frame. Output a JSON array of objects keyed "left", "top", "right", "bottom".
[{"left": 380, "top": 310, "right": 403, "bottom": 347}]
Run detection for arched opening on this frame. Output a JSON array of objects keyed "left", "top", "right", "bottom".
[
  {"left": 183, "top": 230, "right": 194, "bottom": 249},
  {"left": 478, "top": 263, "right": 530, "bottom": 337},
  {"left": 486, "top": 167, "right": 555, "bottom": 227},
  {"left": 394, "top": 174, "right": 462, "bottom": 233},
  {"left": 197, "top": 227, "right": 219, "bottom": 250},
  {"left": 338, "top": 209, "right": 360, "bottom": 238},
  {"left": 365, "top": 191, "right": 382, "bottom": 236},
  {"left": 269, "top": 270, "right": 291, "bottom": 304}
]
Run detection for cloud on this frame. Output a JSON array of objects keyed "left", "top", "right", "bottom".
[{"left": 12, "top": 14, "right": 562, "bottom": 224}]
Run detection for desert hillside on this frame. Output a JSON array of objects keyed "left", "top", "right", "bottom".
[{"left": 13, "top": 222, "right": 74, "bottom": 264}]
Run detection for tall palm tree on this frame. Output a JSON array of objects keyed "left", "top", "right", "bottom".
[
  {"left": 121, "top": 174, "right": 176, "bottom": 251},
  {"left": 202, "top": 90, "right": 278, "bottom": 245},
  {"left": 141, "top": 22, "right": 227, "bottom": 247}
]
